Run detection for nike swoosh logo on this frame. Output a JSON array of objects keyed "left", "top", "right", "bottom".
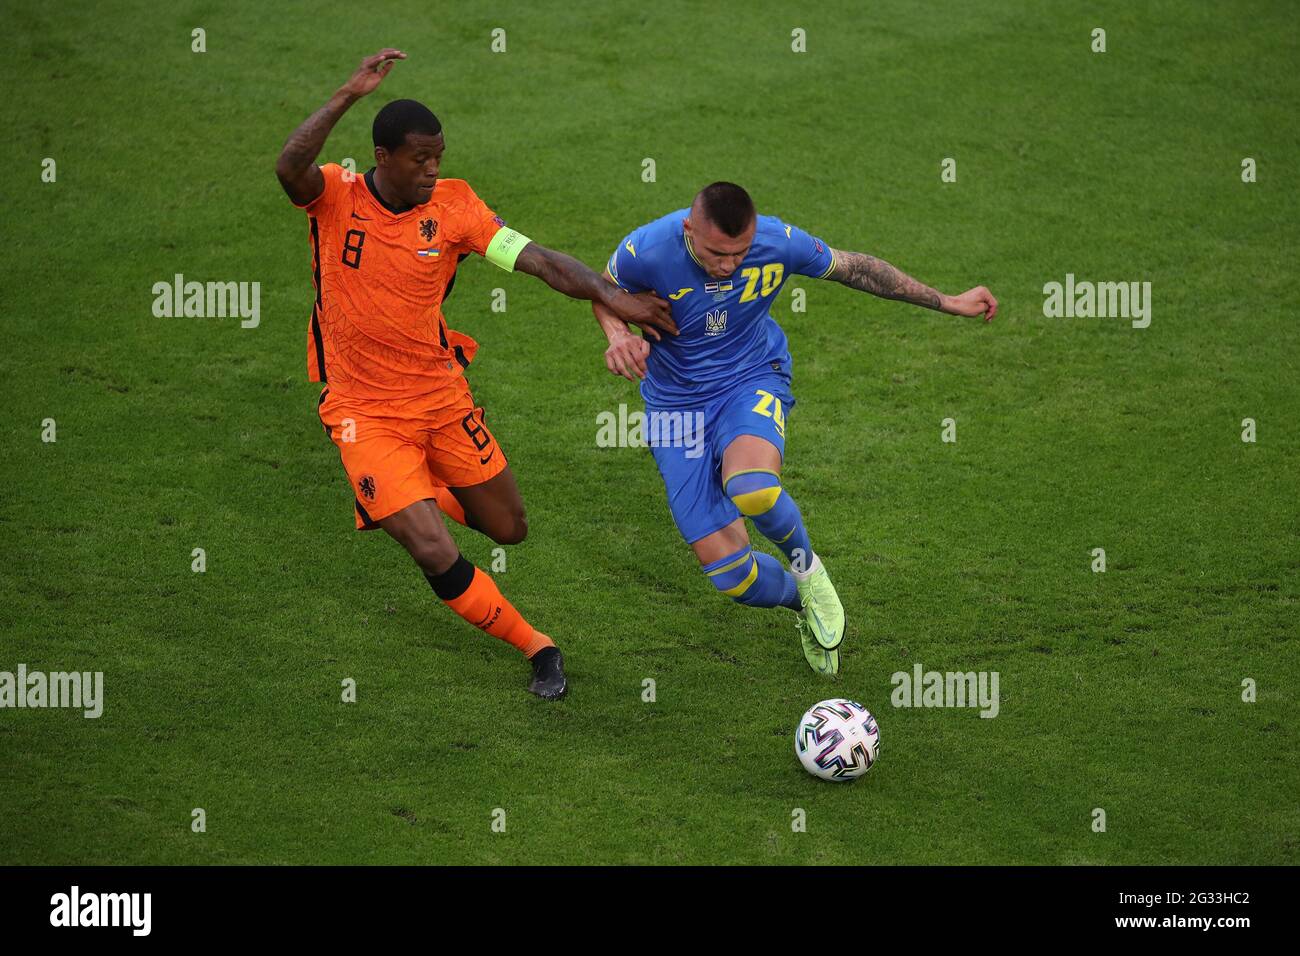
[
  {"left": 668, "top": 288, "right": 694, "bottom": 300},
  {"left": 351, "top": 212, "right": 371, "bottom": 220},
  {"left": 479, "top": 447, "right": 496, "bottom": 466},
  {"left": 807, "top": 606, "right": 841, "bottom": 650}
]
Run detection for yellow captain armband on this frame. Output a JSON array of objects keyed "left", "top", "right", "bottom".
[{"left": 485, "top": 227, "right": 532, "bottom": 272}]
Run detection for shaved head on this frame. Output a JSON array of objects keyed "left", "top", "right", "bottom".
[
  {"left": 692, "top": 181, "right": 755, "bottom": 237},
  {"left": 683, "top": 182, "right": 757, "bottom": 279}
]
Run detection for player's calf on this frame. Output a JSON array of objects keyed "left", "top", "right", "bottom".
[
  {"left": 387, "top": 518, "right": 462, "bottom": 577},
  {"left": 703, "top": 545, "right": 801, "bottom": 611},
  {"left": 381, "top": 501, "right": 559, "bottom": 697},
  {"left": 424, "top": 554, "right": 554, "bottom": 659},
  {"left": 722, "top": 469, "right": 814, "bottom": 573}
]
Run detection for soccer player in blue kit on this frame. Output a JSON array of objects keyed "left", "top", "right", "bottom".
[{"left": 592, "top": 183, "right": 996, "bottom": 676}]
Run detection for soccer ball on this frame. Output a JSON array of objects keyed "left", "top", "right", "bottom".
[{"left": 794, "top": 699, "right": 881, "bottom": 782}]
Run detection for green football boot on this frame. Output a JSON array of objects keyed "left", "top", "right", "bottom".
[
  {"left": 796, "top": 557, "right": 845, "bottom": 653},
  {"left": 795, "top": 615, "right": 839, "bottom": 677}
]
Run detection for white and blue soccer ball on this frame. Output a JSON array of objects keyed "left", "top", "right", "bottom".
[{"left": 795, "top": 698, "right": 881, "bottom": 782}]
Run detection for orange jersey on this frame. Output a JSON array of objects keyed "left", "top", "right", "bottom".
[{"left": 296, "top": 163, "right": 506, "bottom": 401}]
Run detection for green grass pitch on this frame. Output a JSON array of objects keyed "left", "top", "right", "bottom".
[{"left": 2, "top": 0, "right": 1297, "bottom": 865}]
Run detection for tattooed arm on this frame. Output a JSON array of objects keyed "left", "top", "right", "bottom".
[
  {"left": 827, "top": 248, "right": 998, "bottom": 321},
  {"left": 514, "top": 242, "right": 677, "bottom": 339},
  {"left": 275, "top": 49, "right": 406, "bottom": 206}
]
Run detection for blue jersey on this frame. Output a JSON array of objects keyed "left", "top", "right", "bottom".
[{"left": 604, "top": 210, "right": 835, "bottom": 408}]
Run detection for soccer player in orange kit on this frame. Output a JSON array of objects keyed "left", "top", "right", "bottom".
[{"left": 276, "top": 49, "right": 675, "bottom": 700}]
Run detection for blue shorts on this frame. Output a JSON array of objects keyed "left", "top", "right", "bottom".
[{"left": 646, "top": 373, "right": 795, "bottom": 544}]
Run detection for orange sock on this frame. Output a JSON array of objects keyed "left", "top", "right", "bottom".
[
  {"left": 428, "top": 556, "right": 554, "bottom": 658},
  {"left": 431, "top": 486, "right": 469, "bottom": 528}
]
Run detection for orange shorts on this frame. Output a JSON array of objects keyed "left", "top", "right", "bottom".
[{"left": 317, "top": 382, "right": 507, "bottom": 530}]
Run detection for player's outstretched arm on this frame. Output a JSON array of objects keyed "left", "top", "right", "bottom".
[
  {"left": 826, "top": 249, "right": 998, "bottom": 322},
  {"left": 275, "top": 49, "right": 406, "bottom": 206},
  {"left": 514, "top": 242, "right": 677, "bottom": 339}
]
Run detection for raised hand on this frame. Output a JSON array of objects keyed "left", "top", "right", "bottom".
[{"left": 341, "top": 49, "right": 407, "bottom": 98}]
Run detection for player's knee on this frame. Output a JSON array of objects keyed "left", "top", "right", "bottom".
[
  {"left": 487, "top": 509, "right": 528, "bottom": 546},
  {"left": 405, "top": 533, "right": 459, "bottom": 575},
  {"left": 702, "top": 546, "right": 760, "bottom": 605},
  {"left": 723, "top": 469, "right": 783, "bottom": 517},
  {"left": 497, "top": 516, "right": 528, "bottom": 545}
]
